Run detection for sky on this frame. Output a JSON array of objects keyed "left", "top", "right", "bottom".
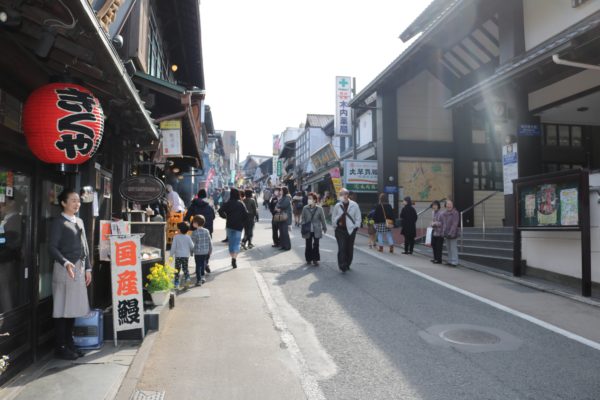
[{"left": 200, "top": 0, "right": 431, "bottom": 158}]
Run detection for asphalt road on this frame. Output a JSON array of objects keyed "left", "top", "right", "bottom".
[{"left": 249, "top": 208, "right": 600, "bottom": 400}]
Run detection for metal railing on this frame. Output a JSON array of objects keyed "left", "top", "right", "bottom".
[{"left": 460, "top": 191, "right": 499, "bottom": 250}]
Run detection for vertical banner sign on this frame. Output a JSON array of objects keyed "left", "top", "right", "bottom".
[
  {"left": 502, "top": 143, "right": 518, "bottom": 195},
  {"left": 330, "top": 167, "right": 343, "bottom": 196},
  {"left": 273, "top": 134, "right": 280, "bottom": 156},
  {"left": 160, "top": 120, "right": 182, "bottom": 156},
  {"left": 335, "top": 76, "right": 353, "bottom": 136},
  {"left": 110, "top": 235, "right": 144, "bottom": 344},
  {"left": 277, "top": 160, "right": 283, "bottom": 177}
]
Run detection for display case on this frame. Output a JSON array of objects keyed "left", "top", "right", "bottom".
[{"left": 130, "top": 222, "right": 167, "bottom": 291}]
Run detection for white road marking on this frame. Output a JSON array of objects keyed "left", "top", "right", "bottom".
[
  {"left": 324, "top": 234, "right": 600, "bottom": 352},
  {"left": 253, "top": 270, "right": 326, "bottom": 400}
]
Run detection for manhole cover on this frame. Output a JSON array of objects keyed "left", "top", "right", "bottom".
[
  {"left": 132, "top": 390, "right": 165, "bottom": 400},
  {"left": 440, "top": 329, "right": 501, "bottom": 345}
]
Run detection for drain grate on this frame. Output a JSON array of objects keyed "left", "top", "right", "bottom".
[
  {"left": 132, "top": 390, "right": 166, "bottom": 400},
  {"left": 441, "top": 328, "right": 501, "bottom": 345}
]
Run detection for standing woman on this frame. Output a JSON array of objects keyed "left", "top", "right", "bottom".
[
  {"left": 373, "top": 193, "right": 395, "bottom": 253},
  {"left": 440, "top": 199, "right": 460, "bottom": 266},
  {"left": 218, "top": 188, "right": 248, "bottom": 268},
  {"left": 430, "top": 200, "right": 444, "bottom": 264},
  {"left": 276, "top": 186, "right": 292, "bottom": 251},
  {"left": 399, "top": 196, "right": 418, "bottom": 255},
  {"left": 292, "top": 191, "right": 304, "bottom": 227},
  {"left": 49, "top": 189, "right": 92, "bottom": 360},
  {"left": 242, "top": 189, "right": 258, "bottom": 249},
  {"left": 300, "top": 192, "right": 327, "bottom": 265}
]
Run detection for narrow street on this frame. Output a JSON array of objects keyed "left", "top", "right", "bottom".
[{"left": 133, "top": 209, "right": 600, "bottom": 400}]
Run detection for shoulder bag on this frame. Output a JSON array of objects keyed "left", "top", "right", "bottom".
[
  {"left": 382, "top": 204, "right": 394, "bottom": 229},
  {"left": 273, "top": 211, "right": 288, "bottom": 223},
  {"left": 301, "top": 208, "right": 316, "bottom": 235}
]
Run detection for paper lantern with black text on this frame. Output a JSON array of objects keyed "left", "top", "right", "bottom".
[{"left": 22, "top": 83, "right": 104, "bottom": 164}]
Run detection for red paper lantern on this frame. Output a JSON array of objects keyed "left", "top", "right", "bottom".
[{"left": 22, "top": 83, "right": 104, "bottom": 164}]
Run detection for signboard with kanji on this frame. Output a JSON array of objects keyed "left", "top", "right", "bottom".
[
  {"left": 110, "top": 235, "right": 144, "bottom": 340},
  {"left": 335, "top": 76, "right": 353, "bottom": 136},
  {"left": 330, "top": 167, "right": 343, "bottom": 196},
  {"left": 311, "top": 143, "right": 338, "bottom": 171},
  {"left": 99, "top": 221, "right": 131, "bottom": 261},
  {"left": 160, "top": 120, "right": 182, "bottom": 156},
  {"left": 343, "top": 160, "right": 378, "bottom": 192}
]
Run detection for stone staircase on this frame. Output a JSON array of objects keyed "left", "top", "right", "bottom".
[{"left": 416, "top": 227, "right": 514, "bottom": 272}]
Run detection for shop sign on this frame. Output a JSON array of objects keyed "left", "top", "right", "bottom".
[
  {"left": 502, "top": 143, "right": 518, "bottom": 195},
  {"left": 343, "top": 160, "right": 378, "bottom": 193},
  {"left": 384, "top": 186, "right": 398, "bottom": 194},
  {"left": 22, "top": 83, "right": 104, "bottom": 164},
  {"left": 335, "top": 76, "right": 353, "bottom": 136},
  {"left": 110, "top": 235, "right": 144, "bottom": 343},
  {"left": 160, "top": 120, "right": 182, "bottom": 156},
  {"left": 311, "top": 143, "right": 338, "bottom": 171},
  {"left": 330, "top": 167, "right": 343, "bottom": 196},
  {"left": 99, "top": 220, "right": 131, "bottom": 261},
  {"left": 518, "top": 124, "right": 541, "bottom": 137},
  {"left": 273, "top": 134, "right": 281, "bottom": 156},
  {"left": 119, "top": 175, "right": 165, "bottom": 203},
  {"left": 277, "top": 160, "right": 283, "bottom": 177}
]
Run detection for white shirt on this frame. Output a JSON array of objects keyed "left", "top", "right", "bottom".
[
  {"left": 61, "top": 212, "right": 77, "bottom": 223},
  {"left": 167, "top": 191, "right": 185, "bottom": 212},
  {"left": 332, "top": 200, "right": 362, "bottom": 234}
]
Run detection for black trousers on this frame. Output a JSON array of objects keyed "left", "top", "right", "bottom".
[
  {"left": 431, "top": 236, "right": 444, "bottom": 262},
  {"left": 335, "top": 227, "right": 357, "bottom": 271},
  {"left": 243, "top": 220, "right": 255, "bottom": 244},
  {"left": 271, "top": 220, "right": 280, "bottom": 246},
  {"left": 305, "top": 234, "right": 320, "bottom": 262},
  {"left": 278, "top": 221, "right": 291, "bottom": 250},
  {"left": 54, "top": 317, "right": 75, "bottom": 348},
  {"left": 404, "top": 235, "right": 416, "bottom": 253}
]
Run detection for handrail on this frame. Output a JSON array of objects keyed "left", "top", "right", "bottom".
[
  {"left": 460, "top": 191, "right": 500, "bottom": 250},
  {"left": 460, "top": 191, "right": 498, "bottom": 214}
]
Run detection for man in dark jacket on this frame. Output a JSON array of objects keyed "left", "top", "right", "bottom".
[{"left": 185, "top": 189, "right": 216, "bottom": 272}]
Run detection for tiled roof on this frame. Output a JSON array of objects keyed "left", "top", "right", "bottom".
[{"left": 306, "top": 114, "right": 334, "bottom": 129}]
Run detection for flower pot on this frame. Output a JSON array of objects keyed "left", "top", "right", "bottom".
[{"left": 150, "top": 290, "right": 170, "bottom": 306}]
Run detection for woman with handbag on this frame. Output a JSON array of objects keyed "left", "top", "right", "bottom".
[
  {"left": 399, "top": 196, "right": 418, "bottom": 254},
  {"left": 275, "top": 186, "right": 292, "bottom": 251},
  {"left": 429, "top": 200, "right": 444, "bottom": 264},
  {"left": 373, "top": 193, "right": 395, "bottom": 253},
  {"left": 300, "top": 192, "right": 327, "bottom": 266}
]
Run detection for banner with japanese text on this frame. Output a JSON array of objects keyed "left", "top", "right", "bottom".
[
  {"left": 343, "top": 160, "right": 378, "bottom": 192},
  {"left": 110, "top": 236, "right": 144, "bottom": 333},
  {"left": 330, "top": 167, "right": 343, "bottom": 196},
  {"left": 100, "top": 221, "right": 131, "bottom": 261},
  {"left": 335, "top": 76, "right": 352, "bottom": 136}
]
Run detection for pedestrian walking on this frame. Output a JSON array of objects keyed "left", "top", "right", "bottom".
[
  {"left": 400, "top": 196, "right": 418, "bottom": 255},
  {"left": 275, "top": 187, "right": 293, "bottom": 251},
  {"left": 440, "top": 199, "right": 460, "bottom": 266},
  {"left": 269, "top": 188, "right": 280, "bottom": 247},
  {"left": 365, "top": 209, "right": 377, "bottom": 249},
  {"left": 374, "top": 193, "right": 395, "bottom": 253},
  {"left": 242, "top": 189, "right": 259, "bottom": 249},
  {"left": 191, "top": 215, "right": 212, "bottom": 286},
  {"left": 185, "top": 189, "right": 215, "bottom": 272},
  {"left": 165, "top": 184, "right": 185, "bottom": 213},
  {"left": 332, "top": 188, "right": 361, "bottom": 272},
  {"left": 292, "top": 191, "right": 304, "bottom": 227},
  {"left": 300, "top": 192, "right": 327, "bottom": 266},
  {"left": 48, "top": 189, "right": 92, "bottom": 360},
  {"left": 170, "top": 221, "right": 194, "bottom": 289},
  {"left": 430, "top": 200, "right": 444, "bottom": 264},
  {"left": 218, "top": 188, "right": 248, "bottom": 268}
]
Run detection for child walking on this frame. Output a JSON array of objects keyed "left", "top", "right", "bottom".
[
  {"left": 170, "top": 221, "right": 194, "bottom": 289},
  {"left": 191, "top": 215, "right": 212, "bottom": 286}
]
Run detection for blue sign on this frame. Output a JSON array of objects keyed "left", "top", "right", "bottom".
[
  {"left": 384, "top": 186, "right": 398, "bottom": 194},
  {"left": 518, "top": 124, "right": 541, "bottom": 137}
]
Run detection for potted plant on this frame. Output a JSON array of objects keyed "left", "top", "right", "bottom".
[{"left": 145, "top": 259, "right": 176, "bottom": 306}]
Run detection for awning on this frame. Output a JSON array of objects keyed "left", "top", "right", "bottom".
[
  {"left": 304, "top": 168, "right": 331, "bottom": 186},
  {"left": 279, "top": 142, "right": 295, "bottom": 159},
  {"left": 444, "top": 14, "right": 600, "bottom": 109}
]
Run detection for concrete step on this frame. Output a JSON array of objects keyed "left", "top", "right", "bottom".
[
  {"left": 460, "top": 232, "right": 513, "bottom": 241},
  {"left": 450, "top": 245, "right": 513, "bottom": 258},
  {"left": 462, "top": 227, "right": 513, "bottom": 234},
  {"left": 456, "top": 239, "right": 513, "bottom": 249},
  {"left": 415, "top": 245, "right": 514, "bottom": 272}
]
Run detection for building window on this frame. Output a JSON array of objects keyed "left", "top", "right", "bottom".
[
  {"left": 473, "top": 160, "right": 503, "bottom": 191},
  {"left": 147, "top": 9, "right": 173, "bottom": 81},
  {"left": 543, "top": 124, "right": 582, "bottom": 147}
]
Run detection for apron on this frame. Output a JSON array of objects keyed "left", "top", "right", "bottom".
[{"left": 52, "top": 260, "right": 90, "bottom": 318}]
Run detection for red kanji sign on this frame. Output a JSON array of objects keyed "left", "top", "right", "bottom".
[
  {"left": 116, "top": 270, "right": 139, "bottom": 296},
  {"left": 115, "top": 240, "right": 137, "bottom": 266}
]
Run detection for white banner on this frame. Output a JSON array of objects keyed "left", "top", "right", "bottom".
[
  {"left": 110, "top": 235, "right": 145, "bottom": 336},
  {"left": 335, "top": 76, "right": 352, "bottom": 136},
  {"left": 502, "top": 143, "right": 518, "bottom": 195},
  {"left": 160, "top": 120, "right": 182, "bottom": 156}
]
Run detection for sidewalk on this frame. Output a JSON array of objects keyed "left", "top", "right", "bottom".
[{"left": 117, "top": 218, "right": 307, "bottom": 400}]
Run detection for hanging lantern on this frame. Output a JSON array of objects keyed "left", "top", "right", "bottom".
[{"left": 22, "top": 82, "right": 104, "bottom": 164}]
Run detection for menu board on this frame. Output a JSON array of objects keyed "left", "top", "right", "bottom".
[{"left": 518, "top": 180, "right": 580, "bottom": 229}]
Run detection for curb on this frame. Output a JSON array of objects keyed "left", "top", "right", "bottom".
[{"left": 113, "top": 330, "right": 160, "bottom": 400}]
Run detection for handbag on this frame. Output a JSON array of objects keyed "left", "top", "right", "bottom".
[
  {"left": 381, "top": 204, "right": 394, "bottom": 229},
  {"left": 425, "top": 227, "right": 433, "bottom": 247},
  {"left": 273, "top": 212, "right": 288, "bottom": 223}
]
